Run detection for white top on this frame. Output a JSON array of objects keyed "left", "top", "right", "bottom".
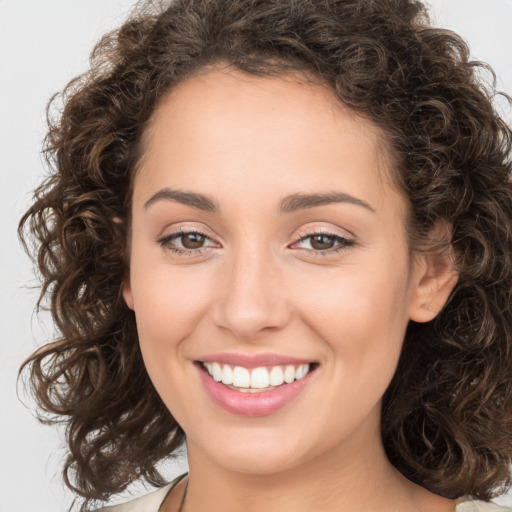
[
  {"left": 98, "top": 477, "right": 512, "bottom": 512},
  {"left": 98, "top": 483, "right": 175, "bottom": 512}
]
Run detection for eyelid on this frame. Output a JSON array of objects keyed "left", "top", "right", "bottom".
[
  {"left": 157, "top": 223, "right": 219, "bottom": 242},
  {"left": 297, "top": 225, "right": 350, "bottom": 237},
  {"left": 294, "top": 225, "right": 354, "bottom": 243}
]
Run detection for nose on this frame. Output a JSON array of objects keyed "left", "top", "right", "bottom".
[{"left": 213, "top": 246, "right": 291, "bottom": 340}]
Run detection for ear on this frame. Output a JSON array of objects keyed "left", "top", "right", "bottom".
[
  {"left": 122, "top": 276, "right": 135, "bottom": 310},
  {"left": 113, "top": 216, "right": 134, "bottom": 310},
  {"left": 408, "top": 228, "right": 458, "bottom": 323}
]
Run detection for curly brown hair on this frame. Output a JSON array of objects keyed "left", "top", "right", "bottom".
[{"left": 19, "top": 0, "right": 512, "bottom": 508}]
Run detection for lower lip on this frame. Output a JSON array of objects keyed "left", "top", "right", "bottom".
[{"left": 196, "top": 364, "right": 315, "bottom": 417}]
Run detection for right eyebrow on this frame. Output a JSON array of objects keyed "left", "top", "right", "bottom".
[
  {"left": 143, "top": 187, "right": 219, "bottom": 212},
  {"left": 279, "top": 192, "right": 376, "bottom": 214}
]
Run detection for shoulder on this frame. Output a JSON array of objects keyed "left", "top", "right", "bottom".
[
  {"left": 455, "top": 500, "right": 512, "bottom": 512},
  {"left": 95, "top": 474, "right": 186, "bottom": 512},
  {"left": 96, "top": 484, "right": 173, "bottom": 512}
]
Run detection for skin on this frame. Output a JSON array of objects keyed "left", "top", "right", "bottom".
[{"left": 123, "top": 67, "right": 458, "bottom": 512}]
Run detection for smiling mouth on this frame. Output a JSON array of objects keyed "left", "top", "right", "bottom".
[{"left": 198, "top": 361, "right": 318, "bottom": 393}]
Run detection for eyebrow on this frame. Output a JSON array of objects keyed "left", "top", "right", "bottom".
[
  {"left": 144, "top": 187, "right": 375, "bottom": 214},
  {"left": 279, "top": 192, "right": 375, "bottom": 214},
  {"left": 144, "top": 188, "right": 218, "bottom": 212}
]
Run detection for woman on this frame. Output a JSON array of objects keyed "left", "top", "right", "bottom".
[{"left": 19, "top": 0, "right": 512, "bottom": 511}]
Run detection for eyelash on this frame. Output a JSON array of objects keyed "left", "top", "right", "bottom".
[
  {"left": 293, "top": 229, "right": 355, "bottom": 256},
  {"left": 157, "top": 227, "right": 354, "bottom": 257}
]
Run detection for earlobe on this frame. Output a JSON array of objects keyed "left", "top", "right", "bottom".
[
  {"left": 122, "top": 278, "right": 135, "bottom": 310},
  {"left": 408, "top": 247, "right": 458, "bottom": 323}
]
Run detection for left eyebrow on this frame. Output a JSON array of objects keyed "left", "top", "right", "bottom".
[{"left": 279, "top": 192, "right": 376, "bottom": 214}]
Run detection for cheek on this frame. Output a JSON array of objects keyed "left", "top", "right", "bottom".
[
  {"left": 128, "top": 260, "right": 214, "bottom": 375},
  {"left": 299, "top": 261, "right": 409, "bottom": 336},
  {"left": 294, "top": 256, "right": 411, "bottom": 384},
  {"left": 128, "top": 265, "right": 217, "bottom": 422}
]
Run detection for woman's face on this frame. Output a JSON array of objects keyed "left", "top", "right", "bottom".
[{"left": 124, "top": 68, "right": 430, "bottom": 475}]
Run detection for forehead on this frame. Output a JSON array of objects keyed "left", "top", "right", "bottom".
[
  {"left": 143, "top": 67, "right": 381, "bottom": 152},
  {"left": 134, "top": 67, "right": 405, "bottom": 219}
]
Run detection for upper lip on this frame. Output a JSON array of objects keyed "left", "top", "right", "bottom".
[{"left": 197, "top": 353, "right": 315, "bottom": 369}]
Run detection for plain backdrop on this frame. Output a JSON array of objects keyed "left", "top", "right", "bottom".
[{"left": 1, "top": 1, "right": 511, "bottom": 511}]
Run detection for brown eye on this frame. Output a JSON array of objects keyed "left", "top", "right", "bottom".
[
  {"left": 292, "top": 232, "right": 354, "bottom": 254},
  {"left": 158, "top": 229, "right": 218, "bottom": 255},
  {"left": 310, "top": 234, "right": 336, "bottom": 250},
  {"left": 181, "top": 232, "right": 206, "bottom": 249}
]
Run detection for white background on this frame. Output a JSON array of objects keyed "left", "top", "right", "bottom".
[{"left": 1, "top": 1, "right": 511, "bottom": 511}]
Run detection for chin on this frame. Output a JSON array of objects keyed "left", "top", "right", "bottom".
[{"left": 189, "top": 426, "right": 311, "bottom": 475}]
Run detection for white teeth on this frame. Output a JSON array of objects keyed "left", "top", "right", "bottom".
[
  {"left": 283, "top": 365, "right": 295, "bottom": 384},
  {"left": 221, "top": 364, "right": 233, "bottom": 385},
  {"left": 232, "top": 366, "right": 250, "bottom": 388},
  {"left": 203, "top": 362, "right": 313, "bottom": 389},
  {"left": 269, "top": 366, "right": 284, "bottom": 386},
  {"left": 250, "top": 367, "right": 270, "bottom": 389},
  {"left": 295, "top": 363, "right": 310, "bottom": 380},
  {"left": 212, "top": 362, "right": 222, "bottom": 382}
]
